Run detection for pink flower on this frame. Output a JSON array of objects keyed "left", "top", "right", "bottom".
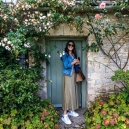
[
  {"left": 95, "top": 14, "right": 102, "bottom": 19},
  {"left": 99, "top": 2, "right": 106, "bottom": 9}
]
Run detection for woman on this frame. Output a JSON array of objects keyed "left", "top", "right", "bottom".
[{"left": 61, "top": 40, "right": 80, "bottom": 125}]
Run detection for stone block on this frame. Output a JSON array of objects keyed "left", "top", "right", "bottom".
[
  {"left": 88, "top": 67, "right": 95, "bottom": 74},
  {"left": 95, "top": 79, "right": 104, "bottom": 85}
]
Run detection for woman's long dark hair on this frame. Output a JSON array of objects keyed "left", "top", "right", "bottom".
[{"left": 64, "top": 40, "right": 77, "bottom": 59}]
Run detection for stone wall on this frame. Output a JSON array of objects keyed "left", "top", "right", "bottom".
[{"left": 87, "top": 33, "right": 129, "bottom": 105}]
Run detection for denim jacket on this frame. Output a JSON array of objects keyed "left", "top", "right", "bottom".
[{"left": 61, "top": 52, "right": 74, "bottom": 76}]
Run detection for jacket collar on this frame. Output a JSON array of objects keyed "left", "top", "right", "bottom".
[
  {"left": 65, "top": 52, "right": 74, "bottom": 59},
  {"left": 65, "top": 52, "right": 69, "bottom": 56}
]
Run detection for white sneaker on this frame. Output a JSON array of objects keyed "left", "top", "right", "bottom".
[
  {"left": 61, "top": 114, "right": 72, "bottom": 124},
  {"left": 67, "top": 110, "right": 79, "bottom": 117}
]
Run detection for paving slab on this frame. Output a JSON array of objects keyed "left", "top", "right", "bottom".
[{"left": 56, "top": 108, "right": 87, "bottom": 129}]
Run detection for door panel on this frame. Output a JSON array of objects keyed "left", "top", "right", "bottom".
[{"left": 46, "top": 38, "right": 86, "bottom": 107}]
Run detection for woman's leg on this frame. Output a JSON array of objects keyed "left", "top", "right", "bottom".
[{"left": 63, "top": 110, "right": 67, "bottom": 115}]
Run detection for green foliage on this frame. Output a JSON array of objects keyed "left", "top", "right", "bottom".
[
  {"left": 111, "top": 70, "right": 129, "bottom": 103},
  {"left": 0, "top": 67, "right": 59, "bottom": 129},
  {"left": 0, "top": 46, "right": 11, "bottom": 67},
  {"left": 74, "top": 16, "right": 84, "bottom": 33},
  {"left": 111, "top": 70, "right": 129, "bottom": 86},
  {"left": 0, "top": 68, "right": 40, "bottom": 112},
  {"left": 86, "top": 93, "right": 129, "bottom": 129},
  {"left": 6, "top": 29, "right": 28, "bottom": 55},
  {"left": 82, "top": 43, "right": 99, "bottom": 52}
]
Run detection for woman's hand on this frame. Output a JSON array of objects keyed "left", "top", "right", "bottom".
[
  {"left": 71, "top": 59, "right": 80, "bottom": 65},
  {"left": 75, "top": 59, "right": 80, "bottom": 65},
  {"left": 75, "top": 62, "right": 80, "bottom": 65}
]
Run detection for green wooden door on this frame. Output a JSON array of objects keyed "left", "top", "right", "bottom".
[{"left": 46, "top": 37, "right": 86, "bottom": 107}]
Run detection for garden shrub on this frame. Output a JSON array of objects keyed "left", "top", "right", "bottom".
[
  {"left": 86, "top": 70, "right": 129, "bottom": 129},
  {"left": 111, "top": 70, "right": 129, "bottom": 103},
  {"left": 0, "top": 67, "right": 59, "bottom": 129},
  {"left": 0, "top": 47, "right": 13, "bottom": 69},
  {"left": 86, "top": 93, "right": 129, "bottom": 129}
]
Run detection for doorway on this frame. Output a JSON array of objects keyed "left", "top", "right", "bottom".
[{"left": 46, "top": 37, "right": 87, "bottom": 108}]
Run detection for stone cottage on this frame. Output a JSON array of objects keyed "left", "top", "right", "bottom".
[{"left": 29, "top": 2, "right": 129, "bottom": 108}]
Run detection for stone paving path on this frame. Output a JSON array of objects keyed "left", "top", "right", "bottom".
[{"left": 56, "top": 108, "right": 87, "bottom": 129}]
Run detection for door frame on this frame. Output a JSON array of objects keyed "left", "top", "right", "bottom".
[{"left": 45, "top": 36, "right": 87, "bottom": 108}]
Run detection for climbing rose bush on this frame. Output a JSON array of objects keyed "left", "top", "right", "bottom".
[
  {"left": 95, "top": 14, "right": 102, "bottom": 19},
  {"left": 99, "top": 2, "right": 106, "bottom": 9}
]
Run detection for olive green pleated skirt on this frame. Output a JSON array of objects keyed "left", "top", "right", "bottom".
[{"left": 62, "top": 70, "right": 79, "bottom": 111}]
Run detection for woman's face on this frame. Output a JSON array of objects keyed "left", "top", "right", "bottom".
[{"left": 67, "top": 42, "right": 74, "bottom": 51}]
